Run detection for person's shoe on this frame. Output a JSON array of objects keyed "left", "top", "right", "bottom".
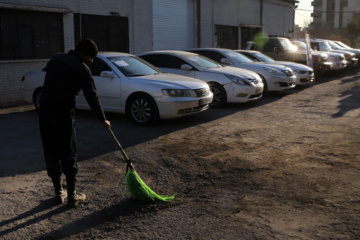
[
  {"left": 55, "top": 189, "right": 68, "bottom": 204},
  {"left": 66, "top": 175, "right": 86, "bottom": 208},
  {"left": 51, "top": 176, "right": 67, "bottom": 204},
  {"left": 67, "top": 192, "right": 86, "bottom": 208}
]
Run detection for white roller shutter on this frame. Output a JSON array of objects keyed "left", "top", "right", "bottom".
[{"left": 153, "top": 0, "right": 194, "bottom": 50}]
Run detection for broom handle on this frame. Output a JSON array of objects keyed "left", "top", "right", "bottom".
[{"left": 108, "top": 129, "right": 133, "bottom": 170}]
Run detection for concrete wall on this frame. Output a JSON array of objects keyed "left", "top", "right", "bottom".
[
  {"left": 0, "top": 0, "right": 152, "bottom": 107},
  {"left": 198, "top": 0, "right": 295, "bottom": 48}
]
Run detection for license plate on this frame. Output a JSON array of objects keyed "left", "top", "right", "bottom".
[{"left": 199, "top": 98, "right": 211, "bottom": 105}]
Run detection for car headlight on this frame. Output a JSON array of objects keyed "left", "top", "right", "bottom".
[
  {"left": 264, "top": 67, "right": 285, "bottom": 76},
  {"left": 162, "top": 89, "right": 191, "bottom": 97},
  {"left": 225, "top": 74, "right": 249, "bottom": 85}
]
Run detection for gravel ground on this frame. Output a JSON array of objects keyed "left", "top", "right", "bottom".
[{"left": 1, "top": 70, "right": 360, "bottom": 240}]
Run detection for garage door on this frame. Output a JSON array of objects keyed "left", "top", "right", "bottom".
[{"left": 153, "top": 0, "right": 194, "bottom": 50}]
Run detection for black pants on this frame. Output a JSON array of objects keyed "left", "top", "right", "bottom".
[{"left": 39, "top": 108, "right": 78, "bottom": 178}]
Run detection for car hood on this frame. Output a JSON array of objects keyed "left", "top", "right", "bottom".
[
  {"left": 239, "top": 62, "right": 289, "bottom": 70},
  {"left": 205, "top": 66, "right": 260, "bottom": 79},
  {"left": 129, "top": 73, "right": 208, "bottom": 89},
  {"left": 275, "top": 61, "right": 313, "bottom": 70}
]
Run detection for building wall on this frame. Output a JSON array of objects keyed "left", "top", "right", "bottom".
[
  {"left": 0, "top": 0, "right": 296, "bottom": 107},
  {"left": 198, "top": 0, "right": 296, "bottom": 48},
  {"left": 0, "top": 0, "right": 152, "bottom": 107}
]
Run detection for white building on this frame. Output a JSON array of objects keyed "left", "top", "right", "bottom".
[{"left": 0, "top": 0, "right": 298, "bottom": 107}]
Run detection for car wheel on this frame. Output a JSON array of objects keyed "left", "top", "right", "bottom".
[
  {"left": 259, "top": 75, "right": 268, "bottom": 92},
  {"left": 209, "top": 83, "right": 226, "bottom": 108},
  {"left": 32, "top": 88, "right": 42, "bottom": 111},
  {"left": 127, "top": 93, "right": 159, "bottom": 126}
]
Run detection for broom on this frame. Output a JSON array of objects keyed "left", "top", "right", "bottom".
[{"left": 109, "top": 129, "right": 174, "bottom": 203}]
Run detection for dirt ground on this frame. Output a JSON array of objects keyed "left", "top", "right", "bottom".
[{"left": 1, "top": 69, "right": 360, "bottom": 240}]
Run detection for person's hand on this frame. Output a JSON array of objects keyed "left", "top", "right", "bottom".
[{"left": 102, "top": 120, "right": 111, "bottom": 130}]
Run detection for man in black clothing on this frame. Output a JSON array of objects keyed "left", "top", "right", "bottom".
[{"left": 39, "top": 38, "right": 111, "bottom": 207}]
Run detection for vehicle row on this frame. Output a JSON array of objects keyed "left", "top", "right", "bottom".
[
  {"left": 246, "top": 36, "right": 360, "bottom": 78},
  {"left": 20, "top": 44, "right": 355, "bottom": 126}
]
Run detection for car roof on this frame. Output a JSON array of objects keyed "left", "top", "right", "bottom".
[
  {"left": 188, "top": 48, "right": 231, "bottom": 52},
  {"left": 140, "top": 50, "right": 198, "bottom": 57},
  {"left": 98, "top": 51, "right": 133, "bottom": 57},
  {"left": 234, "top": 49, "right": 258, "bottom": 53}
]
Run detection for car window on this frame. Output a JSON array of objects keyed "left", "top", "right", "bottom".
[
  {"left": 108, "top": 55, "right": 159, "bottom": 77},
  {"left": 140, "top": 54, "right": 187, "bottom": 69},
  {"left": 243, "top": 52, "right": 274, "bottom": 63},
  {"left": 185, "top": 54, "right": 222, "bottom": 69},
  {"left": 89, "top": 58, "right": 112, "bottom": 76},
  {"left": 191, "top": 50, "right": 224, "bottom": 63},
  {"left": 224, "top": 51, "right": 253, "bottom": 63}
]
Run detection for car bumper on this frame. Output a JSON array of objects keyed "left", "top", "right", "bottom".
[
  {"left": 157, "top": 95, "right": 213, "bottom": 119},
  {"left": 294, "top": 72, "right": 315, "bottom": 85},
  {"left": 267, "top": 75, "right": 296, "bottom": 91},
  {"left": 224, "top": 83, "right": 264, "bottom": 103},
  {"left": 330, "top": 60, "right": 347, "bottom": 71}
]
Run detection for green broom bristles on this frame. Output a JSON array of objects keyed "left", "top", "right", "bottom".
[{"left": 125, "top": 169, "right": 174, "bottom": 203}]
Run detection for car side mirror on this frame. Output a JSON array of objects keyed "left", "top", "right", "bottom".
[
  {"left": 100, "top": 71, "right": 117, "bottom": 78},
  {"left": 220, "top": 58, "right": 231, "bottom": 65},
  {"left": 180, "top": 64, "right": 193, "bottom": 71}
]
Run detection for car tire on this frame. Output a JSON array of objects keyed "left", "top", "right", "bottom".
[
  {"left": 208, "top": 83, "right": 226, "bottom": 108},
  {"left": 127, "top": 93, "right": 159, "bottom": 126},
  {"left": 259, "top": 75, "right": 268, "bottom": 92},
  {"left": 33, "top": 88, "right": 42, "bottom": 111}
]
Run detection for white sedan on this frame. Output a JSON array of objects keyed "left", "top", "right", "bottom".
[
  {"left": 138, "top": 50, "right": 264, "bottom": 107},
  {"left": 20, "top": 52, "right": 213, "bottom": 126},
  {"left": 236, "top": 49, "right": 315, "bottom": 85},
  {"left": 188, "top": 48, "right": 296, "bottom": 91}
]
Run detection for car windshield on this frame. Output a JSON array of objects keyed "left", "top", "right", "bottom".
[
  {"left": 335, "top": 41, "right": 351, "bottom": 49},
  {"left": 327, "top": 41, "right": 341, "bottom": 50},
  {"left": 108, "top": 55, "right": 160, "bottom": 77},
  {"left": 185, "top": 54, "right": 222, "bottom": 69},
  {"left": 249, "top": 52, "right": 275, "bottom": 63},
  {"left": 224, "top": 51, "right": 253, "bottom": 63},
  {"left": 318, "top": 41, "right": 332, "bottom": 51},
  {"left": 293, "top": 41, "right": 307, "bottom": 51},
  {"left": 279, "top": 39, "right": 297, "bottom": 51}
]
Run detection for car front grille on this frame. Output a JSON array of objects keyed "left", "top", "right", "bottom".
[{"left": 194, "top": 88, "right": 209, "bottom": 97}]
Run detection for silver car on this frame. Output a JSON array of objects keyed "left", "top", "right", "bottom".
[
  {"left": 20, "top": 52, "right": 213, "bottom": 126},
  {"left": 138, "top": 50, "right": 264, "bottom": 107},
  {"left": 236, "top": 49, "right": 315, "bottom": 85},
  {"left": 188, "top": 48, "right": 296, "bottom": 91}
]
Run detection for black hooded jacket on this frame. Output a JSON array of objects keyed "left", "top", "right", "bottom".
[{"left": 39, "top": 50, "right": 106, "bottom": 122}]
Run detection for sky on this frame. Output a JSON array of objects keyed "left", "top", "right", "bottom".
[{"left": 295, "top": 0, "right": 313, "bottom": 28}]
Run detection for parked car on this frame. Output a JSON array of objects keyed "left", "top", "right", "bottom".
[
  {"left": 187, "top": 48, "right": 296, "bottom": 91},
  {"left": 138, "top": 50, "right": 264, "bottom": 107},
  {"left": 327, "top": 40, "right": 360, "bottom": 68},
  {"left": 246, "top": 37, "right": 332, "bottom": 78},
  {"left": 291, "top": 40, "right": 347, "bottom": 72},
  {"left": 297, "top": 38, "right": 358, "bottom": 71},
  {"left": 235, "top": 49, "right": 314, "bottom": 85},
  {"left": 20, "top": 52, "right": 213, "bottom": 126}
]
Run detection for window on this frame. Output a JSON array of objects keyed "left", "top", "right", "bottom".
[
  {"left": 191, "top": 50, "right": 224, "bottom": 63},
  {"left": 0, "top": 9, "right": 63, "bottom": 60},
  {"left": 89, "top": 58, "right": 111, "bottom": 76},
  {"left": 215, "top": 25, "right": 238, "bottom": 49},
  {"left": 140, "top": 54, "right": 187, "bottom": 69},
  {"left": 74, "top": 14, "right": 129, "bottom": 53}
]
